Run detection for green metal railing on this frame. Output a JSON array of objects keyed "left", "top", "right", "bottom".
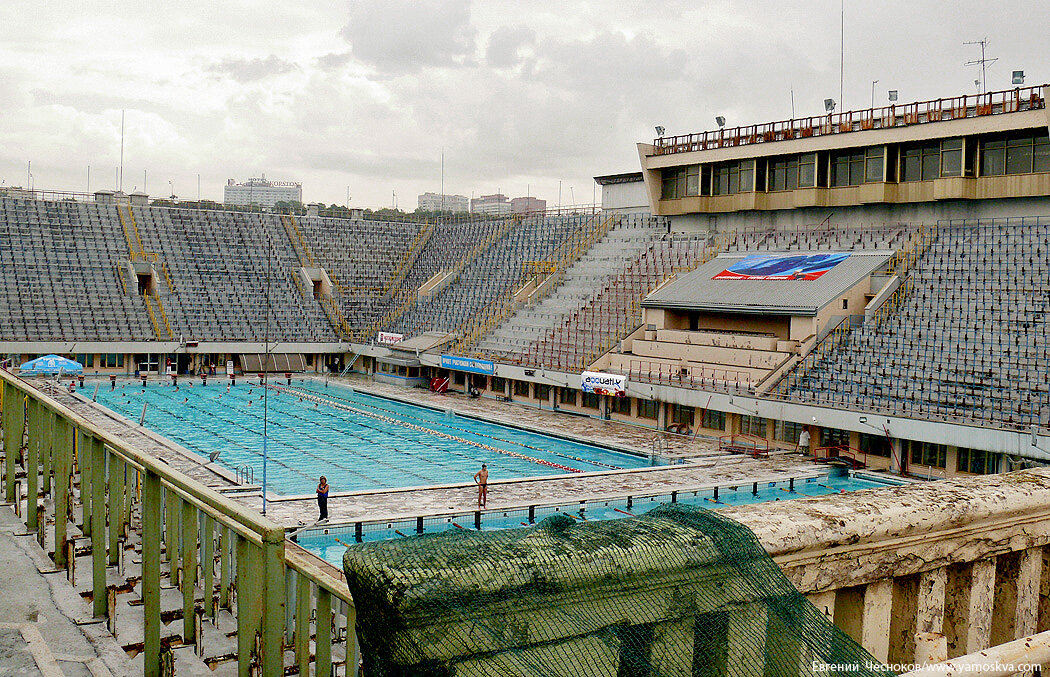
[{"left": 0, "top": 369, "right": 358, "bottom": 676}]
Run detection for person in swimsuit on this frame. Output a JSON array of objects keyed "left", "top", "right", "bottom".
[
  {"left": 317, "top": 476, "right": 329, "bottom": 522},
  {"left": 473, "top": 464, "right": 488, "bottom": 508}
]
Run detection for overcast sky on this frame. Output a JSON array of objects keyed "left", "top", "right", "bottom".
[{"left": 1, "top": 1, "right": 1047, "bottom": 210}]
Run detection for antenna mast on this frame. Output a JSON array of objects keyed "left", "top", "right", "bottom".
[{"left": 964, "top": 38, "right": 998, "bottom": 94}]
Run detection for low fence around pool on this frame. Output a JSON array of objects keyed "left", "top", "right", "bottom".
[
  {"left": 0, "top": 368, "right": 359, "bottom": 677},
  {"left": 291, "top": 467, "right": 901, "bottom": 552}
]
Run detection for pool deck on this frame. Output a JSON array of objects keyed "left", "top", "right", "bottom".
[{"left": 54, "top": 376, "right": 843, "bottom": 530}]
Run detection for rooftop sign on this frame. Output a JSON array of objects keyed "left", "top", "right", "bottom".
[{"left": 713, "top": 252, "right": 850, "bottom": 281}]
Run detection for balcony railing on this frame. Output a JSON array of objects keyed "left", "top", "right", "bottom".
[{"left": 652, "top": 85, "right": 1046, "bottom": 156}]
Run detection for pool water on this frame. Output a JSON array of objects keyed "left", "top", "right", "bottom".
[
  {"left": 92, "top": 379, "right": 652, "bottom": 495},
  {"left": 294, "top": 471, "right": 902, "bottom": 566}
]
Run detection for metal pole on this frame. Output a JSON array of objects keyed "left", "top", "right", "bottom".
[{"left": 262, "top": 228, "right": 270, "bottom": 515}]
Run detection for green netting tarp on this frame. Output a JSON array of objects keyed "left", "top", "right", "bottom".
[{"left": 343, "top": 505, "right": 892, "bottom": 676}]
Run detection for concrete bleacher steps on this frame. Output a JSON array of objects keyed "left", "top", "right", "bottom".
[{"left": 475, "top": 215, "right": 665, "bottom": 358}]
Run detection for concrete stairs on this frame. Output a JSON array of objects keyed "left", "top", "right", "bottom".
[{"left": 476, "top": 215, "right": 663, "bottom": 358}]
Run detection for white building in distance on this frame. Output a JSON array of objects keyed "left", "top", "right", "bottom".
[
  {"left": 417, "top": 192, "right": 470, "bottom": 213},
  {"left": 224, "top": 176, "right": 302, "bottom": 208},
  {"left": 470, "top": 193, "right": 511, "bottom": 215}
]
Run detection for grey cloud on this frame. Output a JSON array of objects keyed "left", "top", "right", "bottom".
[
  {"left": 341, "top": 0, "right": 476, "bottom": 73},
  {"left": 206, "top": 55, "right": 299, "bottom": 83},
  {"left": 485, "top": 26, "right": 535, "bottom": 68},
  {"left": 316, "top": 52, "right": 353, "bottom": 70}
]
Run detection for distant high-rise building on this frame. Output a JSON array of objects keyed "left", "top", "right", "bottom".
[
  {"left": 223, "top": 176, "right": 302, "bottom": 208},
  {"left": 510, "top": 196, "right": 546, "bottom": 214},
  {"left": 470, "top": 193, "right": 511, "bottom": 215},
  {"left": 417, "top": 192, "right": 470, "bottom": 213}
]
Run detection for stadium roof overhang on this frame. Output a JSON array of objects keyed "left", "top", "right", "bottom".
[{"left": 642, "top": 250, "right": 894, "bottom": 317}]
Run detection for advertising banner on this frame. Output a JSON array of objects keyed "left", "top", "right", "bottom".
[
  {"left": 440, "top": 355, "right": 496, "bottom": 375},
  {"left": 581, "top": 371, "right": 628, "bottom": 396},
  {"left": 378, "top": 332, "right": 405, "bottom": 345},
  {"left": 713, "top": 252, "right": 850, "bottom": 280}
]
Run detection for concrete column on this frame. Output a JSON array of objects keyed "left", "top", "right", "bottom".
[
  {"left": 504, "top": 379, "right": 511, "bottom": 400},
  {"left": 862, "top": 578, "right": 893, "bottom": 663},
  {"left": 726, "top": 604, "right": 766, "bottom": 677},
  {"left": 966, "top": 559, "right": 996, "bottom": 653},
  {"left": 657, "top": 402, "right": 667, "bottom": 430},
  {"left": 889, "top": 437, "right": 904, "bottom": 474},
  {"left": 548, "top": 387, "right": 555, "bottom": 410},
  {"left": 1016, "top": 548, "right": 1042, "bottom": 638},
  {"left": 916, "top": 567, "right": 947, "bottom": 635}
]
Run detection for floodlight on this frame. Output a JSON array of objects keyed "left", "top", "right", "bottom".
[
  {"left": 654, "top": 125, "right": 666, "bottom": 137},
  {"left": 715, "top": 116, "right": 726, "bottom": 128},
  {"left": 888, "top": 90, "right": 898, "bottom": 102},
  {"left": 1012, "top": 70, "right": 1025, "bottom": 85},
  {"left": 824, "top": 98, "right": 836, "bottom": 113}
]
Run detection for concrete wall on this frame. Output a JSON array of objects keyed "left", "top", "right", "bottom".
[
  {"left": 600, "top": 180, "right": 651, "bottom": 213},
  {"left": 723, "top": 468, "right": 1050, "bottom": 663}
]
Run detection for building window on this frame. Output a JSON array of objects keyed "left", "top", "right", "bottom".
[
  {"left": 101, "top": 353, "right": 124, "bottom": 369},
  {"left": 797, "top": 153, "right": 817, "bottom": 188},
  {"left": 900, "top": 138, "right": 964, "bottom": 181},
  {"left": 775, "top": 420, "right": 804, "bottom": 443},
  {"left": 982, "top": 131, "right": 1050, "bottom": 176},
  {"left": 76, "top": 353, "right": 94, "bottom": 368},
  {"left": 491, "top": 376, "right": 505, "bottom": 393},
  {"left": 612, "top": 396, "right": 631, "bottom": 415},
  {"left": 671, "top": 404, "right": 694, "bottom": 426},
  {"left": 559, "top": 388, "right": 577, "bottom": 406},
  {"left": 660, "top": 165, "right": 700, "bottom": 199},
  {"left": 864, "top": 146, "right": 885, "bottom": 182},
  {"left": 830, "top": 150, "right": 865, "bottom": 187},
  {"left": 940, "top": 138, "right": 963, "bottom": 177},
  {"left": 910, "top": 441, "right": 947, "bottom": 468},
  {"left": 513, "top": 380, "right": 530, "bottom": 397},
  {"left": 711, "top": 160, "right": 754, "bottom": 195},
  {"left": 957, "top": 447, "right": 998, "bottom": 474},
  {"left": 768, "top": 157, "right": 799, "bottom": 191},
  {"left": 582, "top": 392, "right": 600, "bottom": 409},
  {"left": 740, "top": 415, "right": 767, "bottom": 438},
  {"left": 638, "top": 399, "right": 658, "bottom": 420},
  {"left": 535, "top": 384, "right": 550, "bottom": 401},
  {"left": 858, "top": 433, "right": 892, "bottom": 458},
  {"left": 821, "top": 428, "right": 850, "bottom": 447},
  {"left": 701, "top": 408, "right": 725, "bottom": 431}
]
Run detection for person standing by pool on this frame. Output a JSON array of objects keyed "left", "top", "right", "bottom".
[
  {"left": 473, "top": 464, "right": 488, "bottom": 508},
  {"left": 317, "top": 476, "right": 329, "bottom": 522}
]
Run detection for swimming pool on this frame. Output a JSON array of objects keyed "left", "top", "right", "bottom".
[
  {"left": 294, "top": 470, "right": 903, "bottom": 566},
  {"left": 92, "top": 379, "right": 653, "bottom": 495}
]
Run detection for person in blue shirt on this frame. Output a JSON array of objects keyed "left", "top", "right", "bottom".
[{"left": 316, "top": 476, "right": 329, "bottom": 522}]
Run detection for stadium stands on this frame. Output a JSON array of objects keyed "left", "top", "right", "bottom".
[
  {"left": 476, "top": 214, "right": 664, "bottom": 357},
  {"left": 0, "top": 199, "right": 155, "bottom": 341},
  {"left": 788, "top": 216, "right": 1050, "bottom": 430},
  {"left": 512, "top": 234, "right": 715, "bottom": 371}
]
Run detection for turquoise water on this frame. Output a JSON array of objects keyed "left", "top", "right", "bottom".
[
  {"left": 92, "top": 379, "right": 652, "bottom": 494},
  {"left": 294, "top": 471, "right": 902, "bottom": 566}
]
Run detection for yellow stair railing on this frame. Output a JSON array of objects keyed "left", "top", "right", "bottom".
[
  {"left": 161, "top": 262, "right": 176, "bottom": 294},
  {"left": 144, "top": 295, "right": 162, "bottom": 339},
  {"left": 116, "top": 207, "right": 136, "bottom": 258},
  {"left": 152, "top": 294, "right": 173, "bottom": 339},
  {"left": 116, "top": 265, "right": 128, "bottom": 295},
  {"left": 381, "top": 220, "right": 435, "bottom": 297},
  {"left": 126, "top": 205, "right": 146, "bottom": 259}
]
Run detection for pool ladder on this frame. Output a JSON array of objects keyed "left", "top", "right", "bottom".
[{"left": 237, "top": 465, "right": 255, "bottom": 485}]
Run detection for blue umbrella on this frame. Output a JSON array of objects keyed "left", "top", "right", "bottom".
[{"left": 19, "top": 354, "right": 84, "bottom": 375}]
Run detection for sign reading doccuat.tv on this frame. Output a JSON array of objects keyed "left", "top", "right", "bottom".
[{"left": 440, "top": 355, "right": 496, "bottom": 375}]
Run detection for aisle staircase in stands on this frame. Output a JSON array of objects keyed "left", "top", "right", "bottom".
[{"left": 281, "top": 214, "right": 352, "bottom": 339}]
